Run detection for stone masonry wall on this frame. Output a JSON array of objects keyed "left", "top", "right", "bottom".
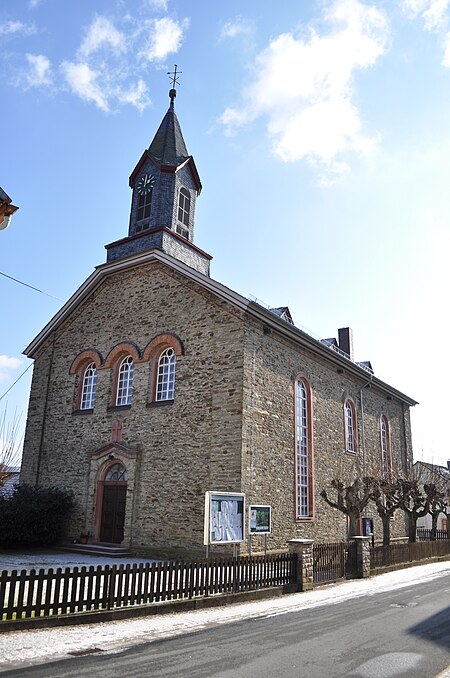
[
  {"left": 21, "top": 261, "right": 414, "bottom": 558},
  {"left": 241, "top": 315, "right": 412, "bottom": 552},
  {"left": 21, "top": 261, "right": 245, "bottom": 559}
]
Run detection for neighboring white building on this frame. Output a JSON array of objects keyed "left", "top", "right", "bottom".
[
  {"left": 0, "top": 466, "right": 20, "bottom": 498},
  {"left": 414, "top": 461, "right": 450, "bottom": 532}
]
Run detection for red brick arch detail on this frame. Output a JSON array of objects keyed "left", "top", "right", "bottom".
[
  {"left": 102, "top": 342, "right": 141, "bottom": 370},
  {"left": 142, "top": 333, "right": 184, "bottom": 362},
  {"left": 94, "top": 459, "right": 129, "bottom": 542},
  {"left": 69, "top": 349, "right": 103, "bottom": 375},
  {"left": 97, "top": 458, "right": 128, "bottom": 483}
]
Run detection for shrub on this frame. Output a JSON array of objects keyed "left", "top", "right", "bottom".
[{"left": 0, "top": 485, "right": 75, "bottom": 548}]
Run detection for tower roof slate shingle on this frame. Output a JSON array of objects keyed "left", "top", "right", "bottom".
[
  {"left": 148, "top": 98, "right": 189, "bottom": 166},
  {"left": 129, "top": 90, "right": 202, "bottom": 194}
]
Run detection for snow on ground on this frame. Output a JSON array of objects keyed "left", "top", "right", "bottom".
[
  {"left": 0, "top": 550, "right": 157, "bottom": 571},
  {"left": 1, "top": 560, "right": 450, "bottom": 672}
]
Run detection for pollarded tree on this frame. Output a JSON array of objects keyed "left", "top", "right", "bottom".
[
  {"left": 320, "top": 477, "right": 373, "bottom": 538},
  {"left": 396, "top": 478, "right": 429, "bottom": 543},
  {"left": 423, "top": 483, "right": 446, "bottom": 540},
  {"left": 370, "top": 478, "right": 403, "bottom": 546}
]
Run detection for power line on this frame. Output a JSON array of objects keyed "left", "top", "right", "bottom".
[
  {"left": 0, "top": 363, "right": 33, "bottom": 403},
  {"left": 0, "top": 270, "right": 63, "bottom": 301}
]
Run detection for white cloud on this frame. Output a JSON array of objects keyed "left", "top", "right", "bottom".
[
  {"left": 0, "top": 356, "right": 22, "bottom": 384},
  {"left": 116, "top": 79, "right": 151, "bottom": 112},
  {"left": 0, "top": 20, "right": 35, "bottom": 36},
  {"left": 11, "top": 11, "right": 187, "bottom": 113},
  {"left": 61, "top": 61, "right": 109, "bottom": 112},
  {"left": 402, "top": 0, "right": 450, "bottom": 30},
  {"left": 139, "top": 17, "right": 188, "bottom": 61},
  {"left": 443, "top": 29, "right": 450, "bottom": 63},
  {"left": 402, "top": 0, "right": 450, "bottom": 65},
  {"left": 24, "top": 53, "right": 52, "bottom": 87},
  {"left": 144, "top": 0, "right": 168, "bottom": 10},
  {"left": 220, "top": 18, "right": 251, "bottom": 40},
  {"left": 28, "top": 0, "right": 43, "bottom": 8},
  {"left": 79, "top": 16, "right": 126, "bottom": 58},
  {"left": 220, "top": 0, "right": 388, "bottom": 176}
]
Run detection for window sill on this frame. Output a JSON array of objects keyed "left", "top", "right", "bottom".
[
  {"left": 72, "top": 408, "right": 94, "bottom": 415},
  {"left": 295, "top": 516, "right": 314, "bottom": 522},
  {"left": 146, "top": 399, "right": 174, "bottom": 408},
  {"left": 107, "top": 404, "right": 132, "bottom": 412}
]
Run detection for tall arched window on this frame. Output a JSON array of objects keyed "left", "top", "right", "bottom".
[
  {"left": 344, "top": 399, "right": 357, "bottom": 453},
  {"left": 295, "top": 377, "right": 313, "bottom": 518},
  {"left": 80, "top": 362, "right": 97, "bottom": 410},
  {"left": 156, "top": 348, "right": 176, "bottom": 401},
  {"left": 178, "top": 188, "right": 190, "bottom": 226},
  {"left": 116, "top": 356, "right": 134, "bottom": 406},
  {"left": 381, "top": 415, "right": 392, "bottom": 475},
  {"left": 69, "top": 349, "right": 102, "bottom": 413},
  {"left": 135, "top": 189, "right": 152, "bottom": 233},
  {"left": 177, "top": 188, "right": 190, "bottom": 238}
]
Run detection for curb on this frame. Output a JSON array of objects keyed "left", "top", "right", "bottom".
[{"left": 0, "top": 586, "right": 285, "bottom": 633}]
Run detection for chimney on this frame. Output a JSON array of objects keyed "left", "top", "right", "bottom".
[{"left": 338, "top": 327, "right": 354, "bottom": 360}]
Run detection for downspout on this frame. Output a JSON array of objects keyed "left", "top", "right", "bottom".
[
  {"left": 35, "top": 334, "right": 56, "bottom": 487},
  {"left": 401, "top": 402, "right": 412, "bottom": 477},
  {"left": 359, "top": 375, "right": 373, "bottom": 477}
]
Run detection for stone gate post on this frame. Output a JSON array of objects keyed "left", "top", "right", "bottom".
[
  {"left": 288, "top": 538, "right": 314, "bottom": 592},
  {"left": 352, "top": 536, "right": 371, "bottom": 578}
]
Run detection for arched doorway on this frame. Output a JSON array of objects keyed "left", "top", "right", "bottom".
[{"left": 99, "top": 463, "right": 128, "bottom": 543}]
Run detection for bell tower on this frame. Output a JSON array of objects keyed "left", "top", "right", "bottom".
[{"left": 105, "top": 78, "right": 212, "bottom": 276}]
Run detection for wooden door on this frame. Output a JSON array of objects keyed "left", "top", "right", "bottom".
[{"left": 100, "top": 484, "right": 126, "bottom": 543}]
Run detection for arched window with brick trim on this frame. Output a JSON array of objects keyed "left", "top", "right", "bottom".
[
  {"left": 295, "top": 376, "right": 314, "bottom": 519},
  {"left": 142, "top": 333, "right": 183, "bottom": 404},
  {"left": 381, "top": 415, "right": 392, "bottom": 476},
  {"left": 116, "top": 356, "right": 134, "bottom": 406},
  {"left": 69, "top": 349, "right": 102, "bottom": 412},
  {"left": 156, "top": 347, "right": 176, "bottom": 401},
  {"left": 80, "top": 362, "right": 97, "bottom": 410},
  {"left": 344, "top": 398, "right": 357, "bottom": 454}
]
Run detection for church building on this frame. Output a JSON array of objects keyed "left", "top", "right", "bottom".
[{"left": 20, "top": 86, "right": 417, "bottom": 558}]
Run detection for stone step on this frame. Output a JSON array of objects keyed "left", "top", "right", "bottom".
[{"left": 58, "top": 543, "right": 132, "bottom": 558}]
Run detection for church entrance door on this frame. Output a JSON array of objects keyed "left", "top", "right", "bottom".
[{"left": 99, "top": 463, "right": 128, "bottom": 544}]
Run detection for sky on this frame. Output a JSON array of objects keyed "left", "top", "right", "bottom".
[{"left": 0, "top": 0, "right": 449, "bottom": 468}]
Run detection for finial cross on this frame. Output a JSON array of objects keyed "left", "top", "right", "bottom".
[{"left": 167, "top": 64, "right": 181, "bottom": 89}]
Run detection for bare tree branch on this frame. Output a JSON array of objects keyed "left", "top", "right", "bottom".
[{"left": 0, "top": 406, "right": 22, "bottom": 488}]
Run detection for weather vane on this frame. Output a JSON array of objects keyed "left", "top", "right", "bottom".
[{"left": 167, "top": 64, "right": 182, "bottom": 90}]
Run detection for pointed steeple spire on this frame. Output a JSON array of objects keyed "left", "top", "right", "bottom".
[
  {"left": 147, "top": 88, "right": 189, "bottom": 166},
  {"left": 105, "top": 75, "right": 211, "bottom": 275}
]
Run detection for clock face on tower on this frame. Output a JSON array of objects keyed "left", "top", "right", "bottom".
[{"left": 136, "top": 173, "right": 155, "bottom": 195}]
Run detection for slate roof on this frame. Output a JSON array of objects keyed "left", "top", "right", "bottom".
[
  {"left": 148, "top": 98, "right": 189, "bottom": 166},
  {"left": 415, "top": 461, "right": 450, "bottom": 478},
  {"left": 356, "top": 360, "right": 374, "bottom": 373},
  {"left": 269, "top": 307, "right": 294, "bottom": 324},
  {"left": 321, "top": 338, "right": 339, "bottom": 348}
]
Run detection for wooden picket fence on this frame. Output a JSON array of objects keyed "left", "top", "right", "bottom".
[
  {"left": 371, "top": 539, "right": 450, "bottom": 569},
  {"left": 416, "top": 528, "right": 449, "bottom": 541},
  {"left": 0, "top": 553, "right": 296, "bottom": 622}
]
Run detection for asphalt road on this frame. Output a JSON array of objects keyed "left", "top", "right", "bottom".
[{"left": 3, "top": 574, "right": 450, "bottom": 678}]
